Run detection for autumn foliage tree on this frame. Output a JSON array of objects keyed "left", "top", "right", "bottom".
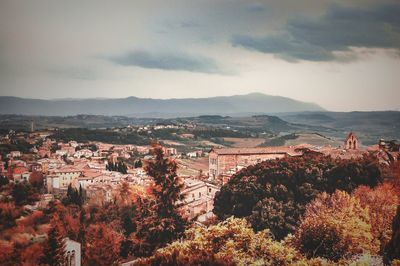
[
  {"left": 133, "top": 217, "right": 327, "bottom": 266},
  {"left": 135, "top": 146, "right": 186, "bottom": 256},
  {"left": 353, "top": 183, "right": 399, "bottom": 254},
  {"left": 84, "top": 223, "right": 123, "bottom": 266},
  {"left": 294, "top": 190, "right": 379, "bottom": 261}
]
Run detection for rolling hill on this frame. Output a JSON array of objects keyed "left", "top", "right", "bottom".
[{"left": 0, "top": 93, "right": 324, "bottom": 117}]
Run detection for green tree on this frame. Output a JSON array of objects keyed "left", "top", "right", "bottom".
[
  {"left": 62, "top": 184, "right": 84, "bottom": 206},
  {"left": 42, "top": 215, "right": 66, "bottom": 266},
  {"left": 11, "top": 181, "right": 39, "bottom": 206},
  {"left": 0, "top": 175, "right": 9, "bottom": 187},
  {"left": 135, "top": 146, "right": 186, "bottom": 256},
  {"left": 214, "top": 153, "right": 383, "bottom": 240}
]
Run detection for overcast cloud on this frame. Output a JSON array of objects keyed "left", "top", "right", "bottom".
[{"left": 0, "top": 0, "right": 399, "bottom": 111}]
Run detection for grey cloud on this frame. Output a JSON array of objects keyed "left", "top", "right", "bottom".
[
  {"left": 232, "top": 3, "right": 400, "bottom": 61},
  {"left": 109, "top": 50, "right": 221, "bottom": 74},
  {"left": 246, "top": 2, "right": 266, "bottom": 13}
]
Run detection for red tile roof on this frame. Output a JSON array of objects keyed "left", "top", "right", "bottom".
[{"left": 210, "top": 147, "right": 302, "bottom": 156}]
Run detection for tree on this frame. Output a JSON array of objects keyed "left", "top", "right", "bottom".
[
  {"left": 84, "top": 224, "right": 123, "bottom": 266},
  {"left": 133, "top": 217, "right": 326, "bottom": 266},
  {"left": 214, "top": 153, "right": 383, "bottom": 239},
  {"left": 11, "top": 181, "right": 39, "bottom": 206},
  {"left": 0, "top": 240, "right": 16, "bottom": 266},
  {"left": 248, "top": 197, "right": 300, "bottom": 240},
  {"left": 29, "top": 171, "right": 44, "bottom": 189},
  {"left": 134, "top": 159, "right": 142, "bottom": 168},
  {"left": 135, "top": 146, "right": 186, "bottom": 256},
  {"left": 294, "top": 190, "right": 379, "bottom": 261},
  {"left": 384, "top": 205, "right": 400, "bottom": 264},
  {"left": 353, "top": 183, "right": 398, "bottom": 254},
  {"left": 62, "top": 184, "right": 84, "bottom": 206},
  {"left": 0, "top": 175, "right": 9, "bottom": 187},
  {"left": 42, "top": 215, "right": 67, "bottom": 266}
]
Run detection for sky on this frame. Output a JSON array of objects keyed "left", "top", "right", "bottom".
[{"left": 0, "top": 0, "right": 399, "bottom": 111}]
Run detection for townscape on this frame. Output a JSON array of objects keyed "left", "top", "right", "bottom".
[
  {"left": 0, "top": 118, "right": 400, "bottom": 265},
  {"left": 1, "top": 0, "right": 400, "bottom": 265}
]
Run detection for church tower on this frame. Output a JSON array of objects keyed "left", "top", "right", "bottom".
[{"left": 345, "top": 132, "right": 358, "bottom": 150}]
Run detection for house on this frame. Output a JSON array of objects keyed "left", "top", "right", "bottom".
[
  {"left": 179, "top": 178, "right": 220, "bottom": 220},
  {"left": 186, "top": 152, "right": 198, "bottom": 158},
  {"left": 86, "top": 184, "right": 115, "bottom": 205},
  {"left": 74, "top": 149, "right": 93, "bottom": 158},
  {"left": 9, "top": 151, "right": 21, "bottom": 158},
  {"left": 208, "top": 147, "right": 303, "bottom": 179},
  {"left": 162, "top": 147, "right": 177, "bottom": 156},
  {"left": 46, "top": 167, "right": 83, "bottom": 193}
]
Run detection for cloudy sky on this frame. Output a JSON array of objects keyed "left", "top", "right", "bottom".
[{"left": 0, "top": 0, "right": 399, "bottom": 111}]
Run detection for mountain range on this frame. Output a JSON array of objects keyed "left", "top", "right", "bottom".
[{"left": 0, "top": 93, "right": 324, "bottom": 117}]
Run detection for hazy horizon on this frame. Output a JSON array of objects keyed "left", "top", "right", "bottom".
[{"left": 1, "top": 0, "right": 400, "bottom": 112}]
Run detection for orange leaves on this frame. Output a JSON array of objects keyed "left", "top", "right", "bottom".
[
  {"left": 353, "top": 183, "right": 399, "bottom": 253},
  {"left": 0, "top": 240, "right": 15, "bottom": 265},
  {"left": 295, "top": 190, "right": 379, "bottom": 261},
  {"left": 134, "top": 217, "right": 325, "bottom": 266},
  {"left": 85, "top": 223, "right": 123, "bottom": 266}
]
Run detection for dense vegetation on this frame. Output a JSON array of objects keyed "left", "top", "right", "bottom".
[
  {"left": 213, "top": 152, "right": 383, "bottom": 240},
  {"left": 259, "top": 133, "right": 298, "bottom": 147},
  {"left": 140, "top": 161, "right": 399, "bottom": 265},
  {"left": 0, "top": 140, "right": 33, "bottom": 159},
  {"left": 192, "top": 128, "right": 250, "bottom": 138},
  {"left": 51, "top": 128, "right": 151, "bottom": 145}
]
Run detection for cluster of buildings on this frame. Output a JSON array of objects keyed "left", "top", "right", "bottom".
[
  {"left": 0, "top": 131, "right": 220, "bottom": 223},
  {"left": 1, "top": 130, "right": 399, "bottom": 225},
  {"left": 208, "top": 132, "right": 400, "bottom": 184}
]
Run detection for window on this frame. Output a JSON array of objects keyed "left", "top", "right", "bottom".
[
  {"left": 209, "top": 188, "right": 212, "bottom": 193},
  {"left": 199, "top": 192, "right": 201, "bottom": 197}
]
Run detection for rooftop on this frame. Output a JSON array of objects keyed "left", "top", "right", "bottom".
[{"left": 210, "top": 147, "right": 302, "bottom": 156}]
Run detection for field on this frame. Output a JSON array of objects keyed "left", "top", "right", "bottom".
[
  {"left": 223, "top": 137, "right": 265, "bottom": 148},
  {"left": 177, "top": 157, "right": 209, "bottom": 177},
  {"left": 284, "top": 133, "right": 343, "bottom": 147}
]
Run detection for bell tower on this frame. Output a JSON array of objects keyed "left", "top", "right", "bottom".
[{"left": 345, "top": 132, "right": 358, "bottom": 150}]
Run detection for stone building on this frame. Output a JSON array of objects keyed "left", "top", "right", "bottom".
[
  {"left": 208, "top": 147, "right": 303, "bottom": 179},
  {"left": 345, "top": 132, "right": 359, "bottom": 150},
  {"left": 179, "top": 178, "right": 220, "bottom": 220},
  {"left": 64, "top": 237, "right": 81, "bottom": 266}
]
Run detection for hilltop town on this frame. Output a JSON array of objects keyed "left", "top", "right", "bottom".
[{"left": 2, "top": 124, "right": 399, "bottom": 215}]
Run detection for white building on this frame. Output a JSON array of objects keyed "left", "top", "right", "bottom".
[{"left": 64, "top": 237, "right": 81, "bottom": 266}]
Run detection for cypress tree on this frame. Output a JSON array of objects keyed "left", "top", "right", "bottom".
[{"left": 42, "top": 215, "right": 66, "bottom": 266}]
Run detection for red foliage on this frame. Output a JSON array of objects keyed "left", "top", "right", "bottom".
[
  {"left": 85, "top": 223, "right": 123, "bottom": 266},
  {"left": 20, "top": 242, "right": 44, "bottom": 266}
]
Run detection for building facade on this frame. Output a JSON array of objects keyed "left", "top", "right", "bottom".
[
  {"left": 209, "top": 147, "right": 302, "bottom": 179},
  {"left": 345, "top": 132, "right": 359, "bottom": 150}
]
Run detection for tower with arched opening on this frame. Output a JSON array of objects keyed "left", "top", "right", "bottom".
[{"left": 345, "top": 132, "right": 359, "bottom": 150}]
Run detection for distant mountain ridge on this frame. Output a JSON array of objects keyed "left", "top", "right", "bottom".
[{"left": 0, "top": 93, "right": 325, "bottom": 117}]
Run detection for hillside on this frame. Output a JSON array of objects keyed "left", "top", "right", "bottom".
[{"left": 0, "top": 93, "right": 324, "bottom": 117}]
